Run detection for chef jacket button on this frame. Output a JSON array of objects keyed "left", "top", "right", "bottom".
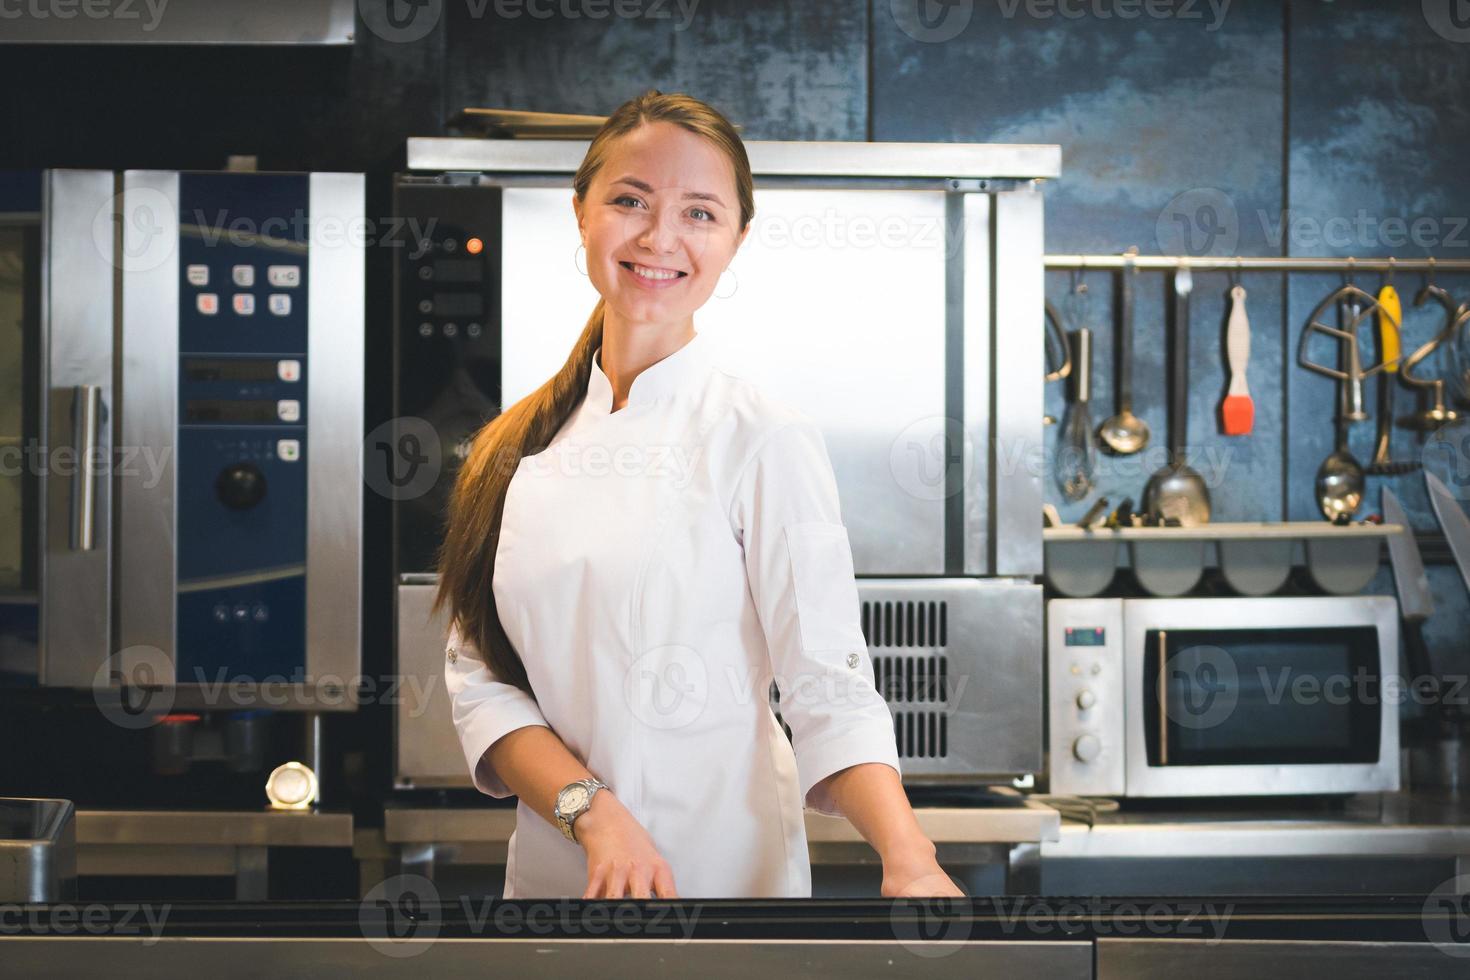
[{"left": 846, "top": 653, "right": 859, "bottom": 669}]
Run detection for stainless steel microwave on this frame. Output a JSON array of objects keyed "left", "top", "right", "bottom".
[{"left": 1046, "top": 597, "right": 1400, "bottom": 797}]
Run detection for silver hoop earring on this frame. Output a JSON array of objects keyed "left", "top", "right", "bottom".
[
  {"left": 714, "top": 266, "right": 738, "bottom": 299},
  {"left": 574, "top": 243, "right": 588, "bottom": 276}
]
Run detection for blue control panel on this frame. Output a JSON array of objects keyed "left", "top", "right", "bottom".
[{"left": 175, "top": 173, "right": 309, "bottom": 685}]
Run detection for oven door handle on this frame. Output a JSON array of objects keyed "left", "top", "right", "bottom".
[
  {"left": 70, "top": 384, "right": 101, "bottom": 552},
  {"left": 1156, "top": 629, "right": 1168, "bottom": 766}
]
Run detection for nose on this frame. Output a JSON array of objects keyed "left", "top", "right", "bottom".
[{"left": 637, "top": 205, "right": 680, "bottom": 256}]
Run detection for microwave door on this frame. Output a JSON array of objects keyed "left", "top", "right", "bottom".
[
  {"left": 37, "top": 170, "right": 116, "bottom": 687},
  {"left": 1122, "top": 597, "right": 1400, "bottom": 797}
]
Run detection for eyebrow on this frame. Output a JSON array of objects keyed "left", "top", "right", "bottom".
[{"left": 611, "top": 177, "right": 726, "bottom": 207}]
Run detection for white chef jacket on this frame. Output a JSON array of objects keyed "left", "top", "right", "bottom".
[{"left": 443, "top": 328, "right": 901, "bottom": 898}]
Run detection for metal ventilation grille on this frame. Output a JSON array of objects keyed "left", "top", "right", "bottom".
[
  {"left": 861, "top": 599, "right": 946, "bottom": 648},
  {"left": 768, "top": 598, "right": 953, "bottom": 760}
]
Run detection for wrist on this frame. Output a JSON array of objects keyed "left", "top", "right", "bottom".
[
  {"left": 568, "top": 785, "right": 617, "bottom": 845},
  {"left": 879, "top": 833, "right": 938, "bottom": 869}
]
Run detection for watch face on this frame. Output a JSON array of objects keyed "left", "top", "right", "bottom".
[{"left": 561, "top": 785, "right": 589, "bottom": 811}]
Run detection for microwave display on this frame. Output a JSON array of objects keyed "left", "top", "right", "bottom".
[{"left": 1142, "top": 626, "right": 1381, "bottom": 768}]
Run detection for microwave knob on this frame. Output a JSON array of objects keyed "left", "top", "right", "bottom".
[
  {"left": 1076, "top": 689, "right": 1097, "bottom": 710},
  {"left": 1072, "top": 734, "right": 1102, "bottom": 763},
  {"left": 216, "top": 462, "right": 268, "bottom": 510}
]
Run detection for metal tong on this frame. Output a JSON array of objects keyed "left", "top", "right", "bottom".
[{"left": 1298, "top": 283, "right": 1403, "bottom": 420}]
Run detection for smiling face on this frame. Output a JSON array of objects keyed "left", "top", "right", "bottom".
[{"left": 574, "top": 121, "right": 748, "bottom": 330}]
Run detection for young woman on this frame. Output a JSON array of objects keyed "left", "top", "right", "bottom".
[{"left": 436, "top": 90, "right": 963, "bottom": 900}]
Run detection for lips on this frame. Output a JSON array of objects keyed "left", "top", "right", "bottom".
[{"left": 620, "top": 260, "right": 688, "bottom": 282}]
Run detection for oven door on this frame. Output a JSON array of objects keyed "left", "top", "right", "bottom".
[
  {"left": 1122, "top": 596, "right": 1399, "bottom": 797},
  {"left": 0, "top": 170, "right": 115, "bottom": 687}
]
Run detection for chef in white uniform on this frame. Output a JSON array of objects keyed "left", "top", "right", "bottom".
[{"left": 441, "top": 91, "right": 961, "bottom": 900}]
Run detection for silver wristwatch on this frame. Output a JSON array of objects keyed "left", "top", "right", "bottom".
[{"left": 554, "top": 777, "right": 608, "bottom": 843}]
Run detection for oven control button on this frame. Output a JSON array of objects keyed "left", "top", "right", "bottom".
[
  {"left": 187, "top": 265, "right": 210, "bottom": 287},
  {"left": 267, "top": 265, "right": 301, "bottom": 288},
  {"left": 232, "top": 265, "right": 255, "bottom": 288},
  {"left": 1075, "top": 689, "right": 1096, "bottom": 710},
  {"left": 197, "top": 293, "right": 219, "bottom": 315},
  {"left": 1072, "top": 734, "right": 1101, "bottom": 763}
]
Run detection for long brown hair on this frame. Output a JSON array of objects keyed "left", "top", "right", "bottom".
[{"left": 431, "top": 90, "right": 755, "bottom": 694}]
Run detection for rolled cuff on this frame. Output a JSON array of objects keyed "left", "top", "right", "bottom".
[{"left": 794, "top": 722, "right": 903, "bottom": 817}]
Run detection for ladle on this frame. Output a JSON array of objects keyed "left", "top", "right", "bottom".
[
  {"left": 1143, "top": 266, "right": 1211, "bottom": 525},
  {"left": 1316, "top": 295, "right": 1367, "bottom": 521},
  {"left": 1097, "top": 257, "right": 1151, "bottom": 455}
]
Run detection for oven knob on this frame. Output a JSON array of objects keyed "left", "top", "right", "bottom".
[
  {"left": 216, "top": 462, "right": 267, "bottom": 510},
  {"left": 1072, "top": 734, "right": 1101, "bottom": 763},
  {"left": 1076, "top": 689, "right": 1097, "bottom": 710}
]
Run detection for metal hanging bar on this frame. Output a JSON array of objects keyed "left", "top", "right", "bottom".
[{"left": 1044, "top": 254, "right": 1470, "bottom": 272}]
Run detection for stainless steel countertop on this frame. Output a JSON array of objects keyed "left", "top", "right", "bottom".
[
  {"left": 1041, "top": 789, "right": 1470, "bottom": 860},
  {"left": 383, "top": 791, "right": 1062, "bottom": 847},
  {"left": 77, "top": 809, "right": 354, "bottom": 847}
]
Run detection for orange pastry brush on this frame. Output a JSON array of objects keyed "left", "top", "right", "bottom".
[{"left": 1221, "top": 283, "right": 1253, "bottom": 435}]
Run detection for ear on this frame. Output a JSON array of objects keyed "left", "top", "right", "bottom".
[
  {"left": 572, "top": 192, "right": 585, "bottom": 242},
  {"left": 735, "top": 221, "right": 750, "bottom": 251}
]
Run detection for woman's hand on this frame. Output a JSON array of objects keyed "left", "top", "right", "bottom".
[
  {"left": 880, "top": 843, "right": 966, "bottom": 898},
  {"left": 574, "top": 790, "right": 680, "bottom": 899}
]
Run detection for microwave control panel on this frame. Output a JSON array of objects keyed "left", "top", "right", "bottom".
[{"left": 1046, "top": 598, "right": 1125, "bottom": 796}]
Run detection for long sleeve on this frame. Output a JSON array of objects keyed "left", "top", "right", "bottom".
[
  {"left": 728, "top": 419, "right": 901, "bottom": 816},
  {"left": 443, "top": 619, "right": 550, "bottom": 798}
]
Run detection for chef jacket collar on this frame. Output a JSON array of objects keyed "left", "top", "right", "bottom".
[{"left": 585, "top": 329, "right": 713, "bottom": 416}]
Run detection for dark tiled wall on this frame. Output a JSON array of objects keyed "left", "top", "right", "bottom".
[{"left": 1, "top": 0, "right": 1465, "bottom": 738}]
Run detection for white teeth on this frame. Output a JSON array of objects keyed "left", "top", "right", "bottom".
[{"left": 630, "top": 263, "right": 681, "bottom": 281}]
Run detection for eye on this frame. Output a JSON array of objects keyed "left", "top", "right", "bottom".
[
  {"left": 687, "top": 207, "right": 714, "bottom": 222},
  {"left": 613, "top": 194, "right": 645, "bottom": 209}
]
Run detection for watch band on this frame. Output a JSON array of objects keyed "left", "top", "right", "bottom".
[{"left": 554, "top": 777, "right": 607, "bottom": 843}]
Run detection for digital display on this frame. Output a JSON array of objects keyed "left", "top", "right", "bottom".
[
  {"left": 184, "top": 358, "right": 278, "bottom": 383},
  {"left": 433, "top": 292, "right": 484, "bottom": 317},
  {"left": 1065, "top": 627, "right": 1106, "bottom": 647},
  {"left": 185, "top": 400, "right": 284, "bottom": 424},
  {"left": 432, "top": 258, "right": 483, "bottom": 283}
]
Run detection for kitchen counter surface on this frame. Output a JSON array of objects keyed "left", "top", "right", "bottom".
[{"left": 1040, "top": 788, "right": 1470, "bottom": 869}]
